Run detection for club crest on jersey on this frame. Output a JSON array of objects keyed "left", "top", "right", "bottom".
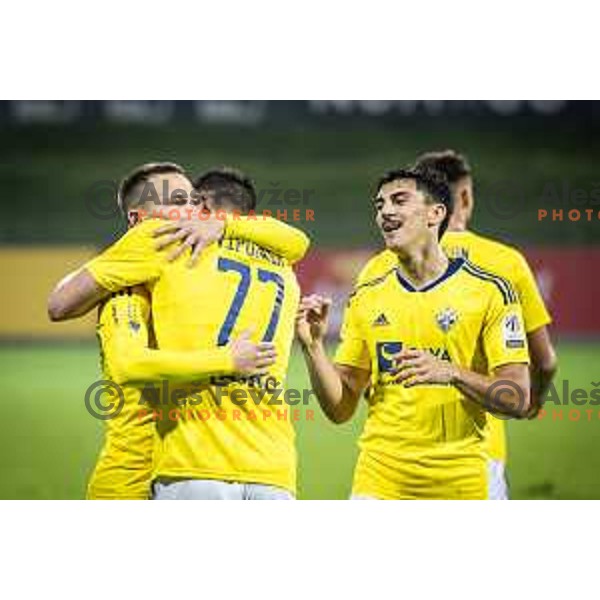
[
  {"left": 436, "top": 308, "right": 458, "bottom": 333},
  {"left": 129, "top": 319, "right": 141, "bottom": 333}
]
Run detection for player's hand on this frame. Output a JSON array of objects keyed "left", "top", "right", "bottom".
[
  {"left": 525, "top": 390, "right": 544, "bottom": 419},
  {"left": 295, "top": 295, "right": 332, "bottom": 347},
  {"left": 153, "top": 212, "right": 226, "bottom": 266},
  {"left": 230, "top": 330, "right": 277, "bottom": 376},
  {"left": 392, "top": 348, "right": 458, "bottom": 387}
]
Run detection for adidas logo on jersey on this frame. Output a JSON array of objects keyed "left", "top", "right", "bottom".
[{"left": 372, "top": 313, "right": 390, "bottom": 326}]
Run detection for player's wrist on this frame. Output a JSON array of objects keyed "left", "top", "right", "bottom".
[
  {"left": 447, "top": 364, "right": 461, "bottom": 385},
  {"left": 300, "top": 336, "right": 325, "bottom": 357}
]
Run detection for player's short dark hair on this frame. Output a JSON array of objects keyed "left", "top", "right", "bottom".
[
  {"left": 414, "top": 150, "right": 471, "bottom": 185},
  {"left": 117, "top": 162, "right": 187, "bottom": 215},
  {"left": 375, "top": 166, "right": 454, "bottom": 238},
  {"left": 192, "top": 166, "right": 257, "bottom": 212}
]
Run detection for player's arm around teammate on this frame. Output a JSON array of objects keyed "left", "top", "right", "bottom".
[
  {"left": 48, "top": 165, "right": 310, "bottom": 322},
  {"left": 106, "top": 289, "right": 277, "bottom": 386}
]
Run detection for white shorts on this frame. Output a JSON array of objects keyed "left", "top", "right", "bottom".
[
  {"left": 487, "top": 459, "right": 509, "bottom": 500},
  {"left": 152, "top": 479, "right": 294, "bottom": 500}
]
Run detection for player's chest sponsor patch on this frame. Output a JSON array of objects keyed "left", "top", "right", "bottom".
[
  {"left": 375, "top": 341, "right": 403, "bottom": 372},
  {"left": 374, "top": 341, "right": 451, "bottom": 384}
]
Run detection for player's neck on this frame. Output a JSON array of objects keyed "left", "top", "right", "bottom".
[
  {"left": 394, "top": 242, "right": 449, "bottom": 288},
  {"left": 446, "top": 216, "right": 469, "bottom": 233}
]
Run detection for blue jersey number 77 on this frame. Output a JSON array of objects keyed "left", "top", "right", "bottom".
[{"left": 216, "top": 257, "right": 285, "bottom": 346}]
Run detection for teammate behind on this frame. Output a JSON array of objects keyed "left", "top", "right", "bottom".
[
  {"left": 357, "top": 150, "right": 557, "bottom": 498},
  {"left": 297, "top": 167, "right": 531, "bottom": 499}
]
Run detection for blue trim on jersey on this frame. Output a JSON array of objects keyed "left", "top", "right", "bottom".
[
  {"left": 462, "top": 262, "right": 516, "bottom": 305},
  {"left": 395, "top": 257, "right": 465, "bottom": 293},
  {"left": 462, "top": 261, "right": 517, "bottom": 303}
]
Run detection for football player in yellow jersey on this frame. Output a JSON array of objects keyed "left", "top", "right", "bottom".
[
  {"left": 355, "top": 150, "right": 557, "bottom": 499},
  {"left": 297, "top": 166, "right": 531, "bottom": 499},
  {"left": 88, "top": 286, "right": 278, "bottom": 499},
  {"left": 50, "top": 166, "right": 309, "bottom": 499}
]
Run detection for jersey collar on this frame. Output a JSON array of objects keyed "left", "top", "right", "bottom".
[{"left": 395, "top": 257, "right": 465, "bottom": 292}]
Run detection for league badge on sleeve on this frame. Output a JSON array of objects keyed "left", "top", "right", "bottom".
[{"left": 503, "top": 313, "right": 526, "bottom": 348}]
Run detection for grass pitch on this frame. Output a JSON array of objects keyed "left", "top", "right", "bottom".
[{"left": 0, "top": 340, "right": 597, "bottom": 499}]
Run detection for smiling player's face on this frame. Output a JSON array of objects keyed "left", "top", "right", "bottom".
[{"left": 374, "top": 178, "right": 442, "bottom": 252}]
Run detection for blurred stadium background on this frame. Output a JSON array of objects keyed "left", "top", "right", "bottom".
[{"left": 0, "top": 100, "right": 598, "bottom": 499}]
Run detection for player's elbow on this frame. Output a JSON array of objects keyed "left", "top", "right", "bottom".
[
  {"left": 327, "top": 408, "right": 352, "bottom": 425},
  {"left": 324, "top": 398, "right": 356, "bottom": 424},
  {"left": 294, "top": 230, "right": 311, "bottom": 262},
  {"left": 47, "top": 293, "right": 69, "bottom": 322},
  {"left": 285, "top": 229, "right": 311, "bottom": 263}
]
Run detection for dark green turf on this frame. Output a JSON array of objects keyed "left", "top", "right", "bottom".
[{"left": 0, "top": 341, "right": 597, "bottom": 499}]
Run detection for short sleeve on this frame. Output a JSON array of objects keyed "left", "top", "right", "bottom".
[
  {"left": 334, "top": 297, "right": 370, "bottom": 371},
  {"left": 482, "top": 286, "right": 530, "bottom": 372},
  {"left": 86, "top": 219, "right": 165, "bottom": 291}
]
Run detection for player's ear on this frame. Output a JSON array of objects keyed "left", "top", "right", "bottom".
[
  {"left": 459, "top": 188, "right": 469, "bottom": 209},
  {"left": 461, "top": 186, "right": 475, "bottom": 221},
  {"left": 428, "top": 203, "right": 447, "bottom": 229}
]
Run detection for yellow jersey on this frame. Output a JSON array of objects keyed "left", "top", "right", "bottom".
[
  {"left": 87, "top": 288, "right": 155, "bottom": 499},
  {"left": 335, "top": 257, "right": 530, "bottom": 499},
  {"left": 86, "top": 218, "right": 303, "bottom": 494},
  {"left": 356, "top": 230, "right": 551, "bottom": 462}
]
